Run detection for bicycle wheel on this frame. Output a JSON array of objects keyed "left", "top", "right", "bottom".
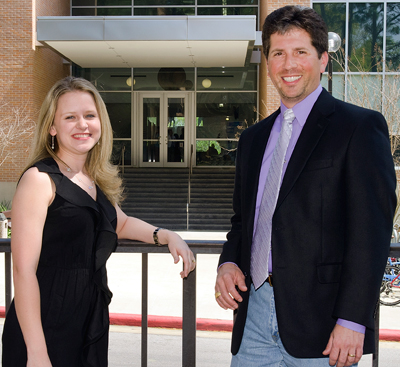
[{"left": 380, "top": 265, "right": 400, "bottom": 306}]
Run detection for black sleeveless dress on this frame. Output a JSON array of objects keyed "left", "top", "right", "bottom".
[{"left": 2, "top": 158, "right": 118, "bottom": 367}]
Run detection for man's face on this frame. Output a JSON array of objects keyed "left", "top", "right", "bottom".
[{"left": 266, "top": 28, "right": 328, "bottom": 108}]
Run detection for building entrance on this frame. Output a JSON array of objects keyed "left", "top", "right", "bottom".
[{"left": 140, "top": 92, "right": 190, "bottom": 167}]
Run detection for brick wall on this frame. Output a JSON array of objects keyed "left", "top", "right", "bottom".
[{"left": 0, "top": 0, "right": 69, "bottom": 183}]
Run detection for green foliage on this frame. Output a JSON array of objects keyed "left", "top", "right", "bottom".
[
  {"left": 196, "top": 140, "right": 221, "bottom": 154},
  {"left": 0, "top": 200, "right": 11, "bottom": 212},
  {"left": 0, "top": 200, "right": 11, "bottom": 238}
]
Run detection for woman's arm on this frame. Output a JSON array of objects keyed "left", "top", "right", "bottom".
[
  {"left": 11, "top": 167, "right": 54, "bottom": 366},
  {"left": 115, "top": 205, "right": 195, "bottom": 278}
]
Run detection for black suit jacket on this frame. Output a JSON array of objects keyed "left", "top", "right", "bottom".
[{"left": 219, "top": 89, "right": 397, "bottom": 358}]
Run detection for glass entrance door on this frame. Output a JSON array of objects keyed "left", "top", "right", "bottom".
[{"left": 140, "top": 93, "right": 188, "bottom": 167}]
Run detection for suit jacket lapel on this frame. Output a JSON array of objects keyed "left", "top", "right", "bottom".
[{"left": 276, "top": 90, "right": 335, "bottom": 211}]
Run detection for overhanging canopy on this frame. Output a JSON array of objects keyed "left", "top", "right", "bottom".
[{"left": 36, "top": 16, "right": 260, "bottom": 68}]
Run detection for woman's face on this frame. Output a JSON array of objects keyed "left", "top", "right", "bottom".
[{"left": 50, "top": 91, "right": 101, "bottom": 158}]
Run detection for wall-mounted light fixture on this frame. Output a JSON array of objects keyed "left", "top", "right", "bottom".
[
  {"left": 126, "top": 77, "right": 136, "bottom": 87},
  {"left": 202, "top": 78, "right": 212, "bottom": 88}
]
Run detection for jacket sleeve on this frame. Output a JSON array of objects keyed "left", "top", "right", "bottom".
[{"left": 333, "top": 109, "right": 397, "bottom": 330}]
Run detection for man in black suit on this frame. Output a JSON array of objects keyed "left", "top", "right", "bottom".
[{"left": 215, "top": 6, "right": 396, "bottom": 367}]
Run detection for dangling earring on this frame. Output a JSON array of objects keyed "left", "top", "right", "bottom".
[
  {"left": 51, "top": 136, "right": 55, "bottom": 150},
  {"left": 97, "top": 140, "right": 100, "bottom": 146}
]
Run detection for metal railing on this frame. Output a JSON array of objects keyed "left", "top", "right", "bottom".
[
  {"left": 186, "top": 144, "right": 194, "bottom": 230},
  {"left": 120, "top": 145, "right": 125, "bottom": 175},
  {"left": 1, "top": 238, "right": 399, "bottom": 367}
]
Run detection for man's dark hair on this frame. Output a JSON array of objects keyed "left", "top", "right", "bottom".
[{"left": 262, "top": 6, "right": 328, "bottom": 59}]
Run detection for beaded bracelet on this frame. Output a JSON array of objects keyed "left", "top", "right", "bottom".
[{"left": 153, "top": 227, "right": 165, "bottom": 246}]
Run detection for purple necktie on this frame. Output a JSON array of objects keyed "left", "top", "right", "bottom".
[{"left": 251, "top": 109, "right": 295, "bottom": 289}]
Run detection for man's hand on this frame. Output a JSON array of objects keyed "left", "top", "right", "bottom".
[
  {"left": 322, "top": 324, "right": 364, "bottom": 366},
  {"left": 215, "top": 263, "right": 247, "bottom": 310}
]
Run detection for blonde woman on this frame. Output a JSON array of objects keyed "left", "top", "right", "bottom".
[{"left": 2, "top": 77, "right": 196, "bottom": 367}]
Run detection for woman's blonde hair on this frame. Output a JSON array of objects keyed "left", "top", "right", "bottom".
[{"left": 25, "top": 76, "right": 124, "bottom": 206}]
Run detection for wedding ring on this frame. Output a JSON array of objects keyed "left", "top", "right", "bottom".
[
  {"left": 215, "top": 291, "right": 222, "bottom": 299},
  {"left": 192, "top": 259, "right": 196, "bottom": 263},
  {"left": 348, "top": 353, "right": 356, "bottom": 358}
]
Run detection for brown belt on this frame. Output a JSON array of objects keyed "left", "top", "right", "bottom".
[{"left": 266, "top": 274, "right": 273, "bottom": 287}]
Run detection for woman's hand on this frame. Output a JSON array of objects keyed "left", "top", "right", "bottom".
[
  {"left": 159, "top": 230, "right": 196, "bottom": 278},
  {"left": 115, "top": 206, "right": 196, "bottom": 277}
]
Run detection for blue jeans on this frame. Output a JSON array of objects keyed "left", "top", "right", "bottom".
[{"left": 231, "top": 282, "right": 358, "bottom": 367}]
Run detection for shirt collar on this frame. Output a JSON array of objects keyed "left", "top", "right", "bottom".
[{"left": 280, "top": 84, "right": 323, "bottom": 127}]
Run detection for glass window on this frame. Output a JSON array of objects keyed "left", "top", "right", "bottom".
[
  {"left": 196, "top": 140, "right": 238, "bottom": 166},
  {"left": 112, "top": 140, "right": 132, "bottom": 166},
  {"left": 197, "top": 7, "right": 257, "bottom": 16},
  {"left": 85, "top": 69, "right": 132, "bottom": 91},
  {"left": 98, "top": 0, "right": 132, "bottom": 5},
  {"left": 97, "top": 8, "right": 132, "bottom": 15},
  {"left": 346, "top": 74, "right": 383, "bottom": 111},
  {"left": 134, "top": 7, "right": 195, "bottom": 15},
  {"left": 100, "top": 92, "right": 132, "bottom": 138},
  {"left": 197, "top": 66, "right": 257, "bottom": 91},
  {"left": 196, "top": 92, "right": 257, "bottom": 139},
  {"left": 348, "top": 3, "right": 384, "bottom": 72},
  {"left": 383, "top": 75, "right": 400, "bottom": 134},
  {"left": 132, "top": 68, "right": 194, "bottom": 91},
  {"left": 320, "top": 74, "right": 345, "bottom": 100},
  {"left": 314, "top": 3, "right": 346, "bottom": 72},
  {"left": 198, "top": 0, "right": 258, "bottom": 4},
  {"left": 386, "top": 3, "right": 400, "bottom": 70},
  {"left": 72, "top": 0, "right": 95, "bottom": 6},
  {"left": 135, "top": 0, "right": 195, "bottom": 4},
  {"left": 142, "top": 97, "right": 160, "bottom": 163},
  {"left": 76, "top": 68, "right": 195, "bottom": 91},
  {"left": 72, "top": 8, "right": 96, "bottom": 16}
]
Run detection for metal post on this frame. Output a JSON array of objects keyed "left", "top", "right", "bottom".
[
  {"left": 141, "top": 253, "right": 148, "bottom": 367},
  {"left": 182, "top": 254, "right": 197, "bottom": 367},
  {"left": 328, "top": 54, "right": 333, "bottom": 95},
  {"left": 5, "top": 252, "right": 12, "bottom": 313},
  {"left": 121, "top": 145, "right": 125, "bottom": 175},
  {"left": 373, "top": 302, "right": 379, "bottom": 367},
  {"left": 186, "top": 203, "right": 189, "bottom": 231}
]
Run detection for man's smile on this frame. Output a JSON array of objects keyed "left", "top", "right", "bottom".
[{"left": 282, "top": 76, "right": 302, "bottom": 82}]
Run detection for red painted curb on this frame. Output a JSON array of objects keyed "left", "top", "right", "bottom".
[
  {"left": 109, "top": 313, "right": 234, "bottom": 332},
  {"left": 379, "top": 329, "right": 400, "bottom": 342},
  {"left": 1, "top": 306, "right": 399, "bottom": 338}
]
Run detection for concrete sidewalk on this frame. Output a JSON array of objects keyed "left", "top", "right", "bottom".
[
  {"left": 0, "top": 321, "right": 398, "bottom": 366},
  {"left": 107, "top": 326, "right": 400, "bottom": 367}
]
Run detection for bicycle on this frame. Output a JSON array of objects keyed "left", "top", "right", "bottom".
[{"left": 380, "top": 264, "right": 400, "bottom": 306}]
